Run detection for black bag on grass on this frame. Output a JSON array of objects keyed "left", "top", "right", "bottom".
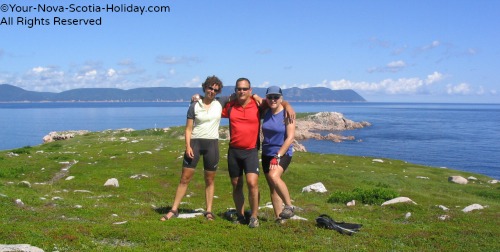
[{"left": 315, "top": 214, "right": 362, "bottom": 236}]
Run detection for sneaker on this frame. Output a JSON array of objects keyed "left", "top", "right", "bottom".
[
  {"left": 279, "top": 205, "right": 295, "bottom": 219},
  {"left": 233, "top": 215, "right": 246, "bottom": 225},
  {"left": 248, "top": 217, "right": 259, "bottom": 228}
]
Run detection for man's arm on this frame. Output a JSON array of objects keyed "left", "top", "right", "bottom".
[{"left": 281, "top": 101, "right": 296, "bottom": 123}]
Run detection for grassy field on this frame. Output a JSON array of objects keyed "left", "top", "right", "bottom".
[{"left": 0, "top": 127, "right": 499, "bottom": 251}]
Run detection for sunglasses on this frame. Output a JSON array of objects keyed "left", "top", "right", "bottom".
[
  {"left": 235, "top": 87, "right": 250, "bottom": 92},
  {"left": 207, "top": 86, "right": 219, "bottom": 92},
  {"left": 266, "top": 95, "right": 281, "bottom": 100}
]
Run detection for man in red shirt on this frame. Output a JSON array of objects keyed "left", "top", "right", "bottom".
[
  {"left": 222, "top": 77, "right": 295, "bottom": 228},
  {"left": 222, "top": 77, "right": 262, "bottom": 228}
]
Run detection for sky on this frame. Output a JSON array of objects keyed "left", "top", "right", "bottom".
[{"left": 1, "top": 0, "right": 499, "bottom": 103}]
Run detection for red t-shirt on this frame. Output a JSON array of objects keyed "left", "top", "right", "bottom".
[{"left": 222, "top": 99, "right": 260, "bottom": 150}]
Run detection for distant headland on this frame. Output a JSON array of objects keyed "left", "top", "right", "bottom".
[{"left": 0, "top": 84, "right": 366, "bottom": 102}]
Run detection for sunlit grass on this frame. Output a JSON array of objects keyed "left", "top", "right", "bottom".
[{"left": 0, "top": 127, "right": 499, "bottom": 251}]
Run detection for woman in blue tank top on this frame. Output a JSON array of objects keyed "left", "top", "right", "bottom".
[{"left": 261, "top": 86, "right": 296, "bottom": 221}]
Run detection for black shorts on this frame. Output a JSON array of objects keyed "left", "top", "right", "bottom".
[
  {"left": 261, "top": 154, "right": 292, "bottom": 174},
  {"left": 227, "top": 147, "right": 260, "bottom": 178},
  {"left": 183, "top": 139, "right": 219, "bottom": 171}
]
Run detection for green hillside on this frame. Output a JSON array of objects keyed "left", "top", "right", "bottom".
[{"left": 0, "top": 127, "right": 498, "bottom": 251}]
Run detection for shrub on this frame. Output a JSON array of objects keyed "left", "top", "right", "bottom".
[{"left": 11, "top": 146, "right": 32, "bottom": 155}]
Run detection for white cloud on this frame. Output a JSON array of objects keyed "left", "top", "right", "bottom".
[
  {"left": 183, "top": 76, "right": 201, "bottom": 87},
  {"left": 446, "top": 83, "right": 471, "bottom": 95},
  {"left": 421, "top": 40, "right": 440, "bottom": 51},
  {"left": 324, "top": 72, "right": 447, "bottom": 95},
  {"left": 425, "top": 71, "right": 444, "bottom": 84},
  {"left": 156, "top": 56, "right": 201, "bottom": 65},
  {"left": 31, "top": 66, "right": 50, "bottom": 74},
  {"left": 368, "top": 60, "right": 407, "bottom": 73},
  {"left": 107, "top": 68, "right": 117, "bottom": 77}
]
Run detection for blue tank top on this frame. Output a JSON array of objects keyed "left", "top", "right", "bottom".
[{"left": 261, "top": 109, "right": 293, "bottom": 156}]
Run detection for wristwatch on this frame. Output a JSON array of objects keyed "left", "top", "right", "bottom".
[{"left": 274, "top": 153, "right": 281, "bottom": 163}]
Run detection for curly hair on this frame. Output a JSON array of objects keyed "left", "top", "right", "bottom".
[{"left": 202, "top": 75, "right": 223, "bottom": 94}]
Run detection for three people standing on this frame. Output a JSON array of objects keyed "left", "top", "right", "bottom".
[{"left": 162, "top": 77, "right": 295, "bottom": 227}]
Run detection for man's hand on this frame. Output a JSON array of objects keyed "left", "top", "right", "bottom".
[
  {"left": 283, "top": 102, "right": 296, "bottom": 123},
  {"left": 191, "top": 94, "right": 201, "bottom": 103},
  {"left": 252, "top": 94, "right": 263, "bottom": 106}
]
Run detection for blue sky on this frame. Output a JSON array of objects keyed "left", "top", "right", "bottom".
[{"left": 1, "top": 0, "right": 499, "bottom": 103}]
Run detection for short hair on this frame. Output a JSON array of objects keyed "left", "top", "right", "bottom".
[
  {"left": 202, "top": 75, "right": 223, "bottom": 93},
  {"left": 235, "top": 77, "right": 251, "bottom": 88}
]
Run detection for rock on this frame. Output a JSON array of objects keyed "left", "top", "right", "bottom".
[
  {"left": 438, "top": 215, "right": 450, "bottom": 220},
  {"left": 117, "top": 128, "right": 134, "bottom": 132},
  {"left": 346, "top": 200, "right": 356, "bottom": 207},
  {"left": 130, "top": 174, "right": 149, "bottom": 179},
  {"left": 42, "top": 130, "right": 89, "bottom": 143},
  {"left": 15, "top": 199, "right": 24, "bottom": 207},
  {"left": 294, "top": 112, "right": 371, "bottom": 144},
  {"left": 405, "top": 212, "right": 412, "bottom": 219},
  {"left": 104, "top": 178, "right": 119, "bottom": 187},
  {"left": 292, "top": 140, "right": 307, "bottom": 152},
  {"left": 74, "top": 190, "right": 92, "bottom": 193},
  {"left": 437, "top": 205, "right": 449, "bottom": 211},
  {"left": 18, "top": 181, "right": 31, "bottom": 188},
  {"left": 0, "top": 244, "right": 44, "bottom": 252},
  {"left": 302, "top": 182, "right": 327, "bottom": 193},
  {"left": 448, "top": 176, "right": 468, "bottom": 184},
  {"left": 381, "top": 197, "right": 417, "bottom": 206},
  {"left": 290, "top": 215, "right": 308, "bottom": 221},
  {"left": 488, "top": 180, "right": 498, "bottom": 184},
  {"left": 416, "top": 176, "right": 429, "bottom": 179},
  {"left": 372, "top": 159, "right": 384, "bottom": 163},
  {"left": 462, "top": 204, "right": 484, "bottom": 213},
  {"left": 178, "top": 213, "right": 204, "bottom": 219},
  {"left": 467, "top": 176, "right": 478, "bottom": 181},
  {"left": 65, "top": 176, "right": 75, "bottom": 181}
]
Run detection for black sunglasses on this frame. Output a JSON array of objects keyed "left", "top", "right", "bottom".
[
  {"left": 207, "top": 86, "right": 219, "bottom": 92},
  {"left": 266, "top": 95, "right": 281, "bottom": 100},
  {"left": 235, "top": 87, "right": 250, "bottom": 92}
]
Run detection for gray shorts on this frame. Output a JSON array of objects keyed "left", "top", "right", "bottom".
[
  {"left": 183, "top": 139, "right": 219, "bottom": 171},
  {"left": 227, "top": 147, "right": 260, "bottom": 178}
]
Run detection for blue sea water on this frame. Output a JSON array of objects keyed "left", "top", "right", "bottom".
[{"left": 1, "top": 102, "right": 499, "bottom": 179}]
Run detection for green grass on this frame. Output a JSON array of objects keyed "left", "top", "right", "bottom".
[{"left": 1, "top": 127, "right": 499, "bottom": 251}]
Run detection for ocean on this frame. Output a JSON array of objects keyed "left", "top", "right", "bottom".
[{"left": 1, "top": 102, "right": 499, "bottom": 179}]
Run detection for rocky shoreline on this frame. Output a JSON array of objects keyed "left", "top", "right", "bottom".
[{"left": 42, "top": 112, "right": 371, "bottom": 152}]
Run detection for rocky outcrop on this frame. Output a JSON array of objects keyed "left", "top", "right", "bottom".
[
  {"left": 42, "top": 130, "right": 90, "bottom": 143},
  {"left": 295, "top": 112, "right": 371, "bottom": 142}
]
